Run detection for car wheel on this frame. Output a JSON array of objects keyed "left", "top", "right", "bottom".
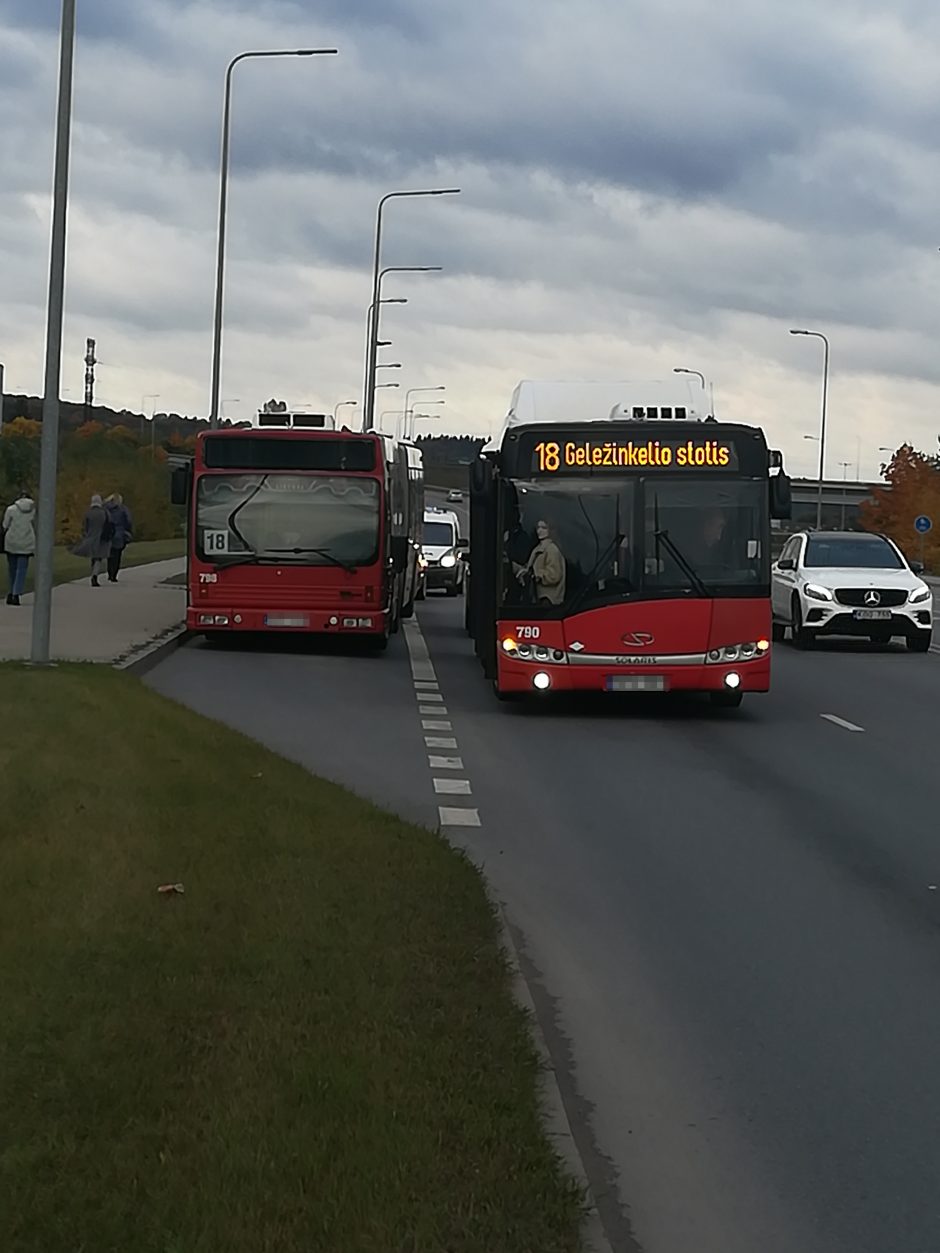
[
  {"left": 771, "top": 619, "right": 786, "bottom": 642},
  {"left": 790, "top": 595, "right": 815, "bottom": 649},
  {"left": 710, "top": 690, "right": 743, "bottom": 709},
  {"left": 907, "top": 631, "right": 932, "bottom": 653}
]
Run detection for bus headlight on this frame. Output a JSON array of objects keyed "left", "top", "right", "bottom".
[
  {"left": 724, "top": 672, "right": 741, "bottom": 689},
  {"left": 533, "top": 671, "right": 551, "bottom": 690},
  {"left": 707, "top": 640, "right": 769, "bottom": 663}
]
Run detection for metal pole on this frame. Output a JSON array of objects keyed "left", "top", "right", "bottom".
[
  {"left": 208, "top": 49, "right": 336, "bottom": 430},
  {"left": 31, "top": 0, "right": 76, "bottom": 665},
  {"left": 817, "top": 336, "right": 830, "bottom": 531},
  {"left": 0, "top": 362, "right": 5, "bottom": 428}
]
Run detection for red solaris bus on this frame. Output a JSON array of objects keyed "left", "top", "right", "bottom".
[
  {"left": 171, "top": 423, "right": 424, "bottom": 648},
  {"left": 466, "top": 380, "right": 791, "bottom": 707}
]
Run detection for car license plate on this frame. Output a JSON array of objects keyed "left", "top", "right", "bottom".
[
  {"left": 606, "top": 675, "right": 666, "bottom": 692},
  {"left": 852, "top": 609, "right": 891, "bottom": 621},
  {"left": 264, "top": 615, "right": 308, "bottom": 628}
]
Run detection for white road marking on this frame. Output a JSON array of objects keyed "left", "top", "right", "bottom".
[
  {"left": 434, "top": 778, "right": 472, "bottom": 795},
  {"left": 438, "top": 807, "right": 481, "bottom": 827},
  {"left": 422, "top": 719, "right": 453, "bottom": 731},
  {"left": 820, "top": 713, "right": 865, "bottom": 733},
  {"left": 428, "top": 755, "right": 464, "bottom": 769},
  {"left": 420, "top": 705, "right": 448, "bottom": 715},
  {"left": 425, "top": 735, "right": 458, "bottom": 749},
  {"left": 404, "top": 620, "right": 437, "bottom": 683},
  {"left": 414, "top": 679, "right": 439, "bottom": 689},
  {"left": 416, "top": 691, "right": 444, "bottom": 702}
]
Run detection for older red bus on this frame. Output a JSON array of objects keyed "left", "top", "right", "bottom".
[{"left": 172, "top": 425, "right": 423, "bottom": 649}]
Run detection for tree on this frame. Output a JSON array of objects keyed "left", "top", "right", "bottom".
[{"left": 860, "top": 443, "right": 940, "bottom": 567}]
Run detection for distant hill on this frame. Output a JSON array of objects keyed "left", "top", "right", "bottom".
[{"left": 0, "top": 395, "right": 249, "bottom": 437}]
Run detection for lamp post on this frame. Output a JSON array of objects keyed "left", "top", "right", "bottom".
[
  {"left": 406, "top": 396, "right": 445, "bottom": 439},
  {"left": 363, "top": 189, "right": 459, "bottom": 430},
  {"left": 362, "top": 266, "right": 441, "bottom": 426},
  {"left": 790, "top": 328, "right": 830, "bottom": 531},
  {"left": 31, "top": 0, "right": 76, "bottom": 665},
  {"left": 673, "top": 367, "right": 713, "bottom": 416},
  {"left": 208, "top": 47, "right": 337, "bottom": 431},
  {"left": 333, "top": 399, "right": 357, "bottom": 424},
  {"left": 147, "top": 394, "right": 161, "bottom": 461},
  {"left": 403, "top": 385, "right": 445, "bottom": 439}
]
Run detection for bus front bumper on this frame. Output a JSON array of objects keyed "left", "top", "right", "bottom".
[
  {"left": 188, "top": 606, "right": 389, "bottom": 634},
  {"left": 495, "top": 653, "right": 771, "bottom": 695}
]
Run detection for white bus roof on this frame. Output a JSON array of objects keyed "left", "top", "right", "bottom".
[{"left": 498, "top": 378, "right": 707, "bottom": 436}]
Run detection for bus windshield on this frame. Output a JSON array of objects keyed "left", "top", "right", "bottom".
[
  {"left": 196, "top": 474, "right": 380, "bottom": 565},
  {"left": 502, "top": 477, "right": 766, "bottom": 613}
]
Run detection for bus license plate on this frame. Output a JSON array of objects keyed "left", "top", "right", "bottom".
[
  {"left": 264, "top": 615, "right": 309, "bottom": 628},
  {"left": 606, "top": 675, "right": 666, "bottom": 692},
  {"left": 852, "top": 609, "right": 891, "bottom": 621}
]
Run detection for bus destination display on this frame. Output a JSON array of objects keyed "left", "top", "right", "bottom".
[{"left": 530, "top": 436, "right": 739, "bottom": 474}]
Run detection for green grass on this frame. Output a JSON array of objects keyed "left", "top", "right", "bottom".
[
  {"left": 17, "top": 538, "right": 184, "bottom": 592},
  {"left": 0, "top": 667, "right": 584, "bottom": 1253}
]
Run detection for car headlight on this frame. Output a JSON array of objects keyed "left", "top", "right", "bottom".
[
  {"left": 707, "top": 639, "right": 771, "bottom": 663},
  {"left": 804, "top": 583, "right": 833, "bottom": 602},
  {"left": 909, "top": 584, "right": 931, "bottom": 604},
  {"left": 440, "top": 553, "right": 457, "bottom": 568}
]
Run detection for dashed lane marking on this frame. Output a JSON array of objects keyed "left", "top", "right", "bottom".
[
  {"left": 425, "top": 735, "right": 458, "bottom": 749},
  {"left": 434, "top": 778, "right": 472, "bottom": 795},
  {"left": 415, "top": 690, "right": 444, "bottom": 701},
  {"left": 438, "top": 806, "right": 481, "bottom": 827},
  {"left": 820, "top": 713, "right": 865, "bottom": 733},
  {"left": 420, "top": 705, "right": 448, "bottom": 715},
  {"left": 428, "top": 755, "right": 464, "bottom": 769},
  {"left": 422, "top": 719, "right": 453, "bottom": 731}
]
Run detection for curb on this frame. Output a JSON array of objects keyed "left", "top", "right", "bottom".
[
  {"left": 114, "top": 625, "right": 190, "bottom": 677},
  {"left": 494, "top": 902, "right": 616, "bottom": 1253}
]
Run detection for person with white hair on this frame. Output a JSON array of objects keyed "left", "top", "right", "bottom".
[{"left": 71, "top": 493, "right": 112, "bottom": 586}]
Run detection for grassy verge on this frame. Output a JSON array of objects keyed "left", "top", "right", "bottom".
[
  {"left": 0, "top": 667, "right": 584, "bottom": 1253},
  {"left": 16, "top": 538, "right": 184, "bottom": 592}
]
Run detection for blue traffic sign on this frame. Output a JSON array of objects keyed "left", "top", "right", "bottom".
[{"left": 914, "top": 515, "right": 932, "bottom": 534}]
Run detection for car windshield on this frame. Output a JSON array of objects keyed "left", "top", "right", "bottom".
[
  {"left": 501, "top": 477, "right": 766, "bottom": 614},
  {"left": 423, "top": 521, "right": 455, "bottom": 546},
  {"left": 803, "top": 536, "right": 903, "bottom": 569},
  {"left": 196, "top": 474, "right": 379, "bottom": 564}
]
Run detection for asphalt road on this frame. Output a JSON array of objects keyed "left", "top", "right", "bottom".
[{"left": 147, "top": 559, "right": 940, "bottom": 1253}]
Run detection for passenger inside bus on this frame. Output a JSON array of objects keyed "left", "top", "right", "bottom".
[{"left": 515, "top": 519, "right": 567, "bottom": 605}]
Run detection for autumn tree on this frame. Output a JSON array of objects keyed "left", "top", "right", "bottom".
[{"left": 860, "top": 443, "right": 940, "bottom": 568}]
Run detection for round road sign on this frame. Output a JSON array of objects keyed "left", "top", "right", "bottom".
[{"left": 914, "top": 515, "right": 932, "bottom": 534}]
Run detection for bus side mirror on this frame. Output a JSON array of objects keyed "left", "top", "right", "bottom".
[
  {"left": 170, "top": 464, "right": 191, "bottom": 506},
  {"left": 770, "top": 472, "right": 791, "bottom": 520},
  {"left": 391, "top": 535, "right": 409, "bottom": 570}
]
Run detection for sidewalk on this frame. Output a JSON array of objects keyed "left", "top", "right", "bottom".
[{"left": 0, "top": 558, "right": 186, "bottom": 663}]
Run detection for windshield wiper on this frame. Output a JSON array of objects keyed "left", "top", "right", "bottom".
[
  {"left": 564, "top": 532, "right": 625, "bottom": 618},
  {"left": 259, "top": 547, "right": 358, "bottom": 573},
  {"left": 652, "top": 529, "right": 711, "bottom": 598}
]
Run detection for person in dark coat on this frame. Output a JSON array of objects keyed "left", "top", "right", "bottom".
[
  {"left": 104, "top": 493, "right": 133, "bottom": 582},
  {"left": 72, "top": 494, "right": 111, "bottom": 586}
]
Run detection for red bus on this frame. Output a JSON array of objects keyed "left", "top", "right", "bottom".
[
  {"left": 171, "top": 424, "right": 423, "bottom": 648},
  {"left": 466, "top": 381, "right": 791, "bottom": 707}
]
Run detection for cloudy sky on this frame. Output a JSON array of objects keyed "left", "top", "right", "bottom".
[{"left": 2, "top": 0, "right": 940, "bottom": 477}]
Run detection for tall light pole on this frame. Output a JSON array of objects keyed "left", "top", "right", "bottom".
[
  {"left": 333, "top": 399, "right": 357, "bottom": 425},
  {"left": 31, "top": 0, "right": 76, "bottom": 665},
  {"left": 673, "top": 367, "right": 714, "bottom": 417},
  {"left": 363, "top": 190, "right": 459, "bottom": 430},
  {"left": 404, "top": 385, "right": 445, "bottom": 438},
  {"left": 362, "top": 267, "right": 440, "bottom": 424},
  {"left": 146, "top": 394, "right": 161, "bottom": 461},
  {"left": 791, "top": 328, "right": 830, "bottom": 530},
  {"left": 208, "top": 47, "right": 337, "bottom": 431}
]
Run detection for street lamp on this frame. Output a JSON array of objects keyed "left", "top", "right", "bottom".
[
  {"left": 208, "top": 47, "right": 337, "bottom": 431},
  {"left": 32, "top": 0, "right": 76, "bottom": 665},
  {"left": 363, "top": 266, "right": 441, "bottom": 424},
  {"left": 334, "top": 399, "right": 357, "bottom": 424},
  {"left": 790, "top": 328, "right": 830, "bottom": 531},
  {"left": 411, "top": 412, "right": 441, "bottom": 434},
  {"left": 363, "top": 190, "right": 459, "bottom": 430},
  {"left": 404, "top": 385, "right": 445, "bottom": 438},
  {"left": 380, "top": 409, "right": 405, "bottom": 433},
  {"left": 375, "top": 382, "right": 400, "bottom": 390},
  {"left": 376, "top": 362, "right": 402, "bottom": 371},
  {"left": 673, "top": 367, "right": 714, "bottom": 417}
]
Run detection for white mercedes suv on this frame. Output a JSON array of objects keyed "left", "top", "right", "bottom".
[{"left": 771, "top": 531, "right": 932, "bottom": 651}]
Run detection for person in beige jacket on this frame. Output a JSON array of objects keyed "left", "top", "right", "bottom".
[
  {"left": 3, "top": 490, "right": 36, "bottom": 606},
  {"left": 517, "top": 519, "right": 566, "bottom": 605}
]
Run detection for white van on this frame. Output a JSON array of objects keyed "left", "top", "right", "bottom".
[{"left": 420, "top": 507, "right": 466, "bottom": 596}]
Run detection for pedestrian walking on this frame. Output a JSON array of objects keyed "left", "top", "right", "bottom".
[
  {"left": 2, "top": 487, "right": 36, "bottom": 606},
  {"left": 104, "top": 493, "right": 133, "bottom": 582},
  {"left": 72, "top": 494, "right": 113, "bottom": 586}
]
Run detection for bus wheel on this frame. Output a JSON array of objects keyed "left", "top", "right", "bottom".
[
  {"left": 493, "top": 679, "right": 521, "bottom": 703},
  {"left": 710, "top": 690, "right": 743, "bottom": 709},
  {"left": 369, "top": 631, "right": 390, "bottom": 653}
]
